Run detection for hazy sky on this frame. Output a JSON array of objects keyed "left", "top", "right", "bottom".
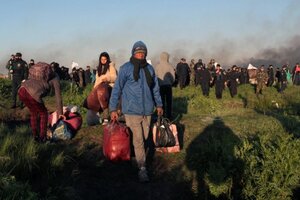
[{"left": 1, "top": 0, "right": 300, "bottom": 72}]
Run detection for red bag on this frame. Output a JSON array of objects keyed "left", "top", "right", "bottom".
[
  {"left": 103, "top": 121, "right": 131, "bottom": 161},
  {"left": 48, "top": 111, "right": 82, "bottom": 132},
  {"left": 64, "top": 112, "right": 82, "bottom": 132},
  {"left": 83, "top": 82, "right": 111, "bottom": 112}
]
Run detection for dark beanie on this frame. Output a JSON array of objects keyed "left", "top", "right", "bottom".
[{"left": 131, "top": 41, "right": 147, "bottom": 56}]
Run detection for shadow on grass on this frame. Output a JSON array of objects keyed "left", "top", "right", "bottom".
[
  {"left": 254, "top": 102, "right": 300, "bottom": 138},
  {"left": 185, "top": 117, "right": 243, "bottom": 199}
]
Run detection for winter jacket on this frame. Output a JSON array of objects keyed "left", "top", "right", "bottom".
[
  {"left": 109, "top": 61, "right": 162, "bottom": 116},
  {"left": 20, "top": 74, "right": 63, "bottom": 115},
  {"left": 155, "top": 52, "right": 175, "bottom": 86},
  {"left": 94, "top": 62, "right": 117, "bottom": 88}
]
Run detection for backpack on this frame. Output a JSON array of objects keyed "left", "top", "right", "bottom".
[
  {"left": 28, "top": 62, "right": 54, "bottom": 81},
  {"left": 51, "top": 120, "right": 73, "bottom": 141}
]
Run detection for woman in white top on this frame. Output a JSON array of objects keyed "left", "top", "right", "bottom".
[{"left": 94, "top": 52, "right": 117, "bottom": 124}]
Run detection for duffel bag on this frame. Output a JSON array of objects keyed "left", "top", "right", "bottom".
[{"left": 103, "top": 120, "right": 130, "bottom": 161}]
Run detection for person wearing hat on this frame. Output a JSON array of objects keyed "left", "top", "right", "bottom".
[
  {"left": 109, "top": 41, "right": 163, "bottom": 183},
  {"left": 10, "top": 52, "right": 28, "bottom": 108}
]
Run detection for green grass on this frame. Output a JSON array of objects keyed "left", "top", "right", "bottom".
[{"left": 0, "top": 82, "right": 300, "bottom": 199}]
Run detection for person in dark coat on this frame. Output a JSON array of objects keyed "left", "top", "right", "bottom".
[
  {"left": 228, "top": 65, "right": 240, "bottom": 98},
  {"left": 213, "top": 64, "right": 226, "bottom": 99},
  {"left": 278, "top": 66, "right": 288, "bottom": 93},
  {"left": 10, "top": 52, "right": 28, "bottom": 108},
  {"left": 199, "top": 65, "right": 211, "bottom": 96},
  {"left": 239, "top": 67, "right": 249, "bottom": 84},
  {"left": 84, "top": 66, "right": 92, "bottom": 85},
  {"left": 176, "top": 58, "right": 190, "bottom": 89},
  {"left": 267, "top": 65, "right": 275, "bottom": 87},
  {"left": 194, "top": 59, "right": 204, "bottom": 86},
  {"left": 6, "top": 54, "right": 15, "bottom": 80},
  {"left": 28, "top": 59, "right": 35, "bottom": 69}
]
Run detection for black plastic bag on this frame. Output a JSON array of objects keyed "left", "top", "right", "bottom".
[{"left": 154, "top": 117, "right": 176, "bottom": 147}]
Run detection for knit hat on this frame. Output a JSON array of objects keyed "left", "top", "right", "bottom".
[{"left": 131, "top": 41, "right": 147, "bottom": 56}]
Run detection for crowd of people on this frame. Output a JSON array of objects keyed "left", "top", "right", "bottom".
[
  {"left": 4, "top": 42, "right": 300, "bottom": 183},
  {"left": 175, "top": 58, "right": 300, "bottom": 97}
]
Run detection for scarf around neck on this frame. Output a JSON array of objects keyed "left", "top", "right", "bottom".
[{"left": 130, "top": 56, "right": 153, "bottom": 87}]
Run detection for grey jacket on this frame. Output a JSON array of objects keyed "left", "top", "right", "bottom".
[{"left": 155, "top": 52, "right": 175, "bottom": 86}]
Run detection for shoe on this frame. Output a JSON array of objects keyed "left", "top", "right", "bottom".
[
  {"left": 138, "top": 167, "right": 149, "bottom": 183},
  {"left": 102, "top": 119, "right": 109, "bottom": 126}
]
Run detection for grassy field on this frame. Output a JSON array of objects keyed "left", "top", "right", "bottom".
[{"left": 0, "top": 78, "right": 300, "bottom": 200}]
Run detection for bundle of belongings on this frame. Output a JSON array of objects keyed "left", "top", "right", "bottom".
[
  {"left": 152, "top": 117, "right": 180, "bottom": 153},
  {"left": 48, "top": 105, "right": 82, "bottom": 141},
  {"left": 83, "top": 82, "right": 111, "bottom": 126}
]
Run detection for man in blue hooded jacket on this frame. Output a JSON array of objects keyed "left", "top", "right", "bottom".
[{"left": 109, "top": 41, "right": 163, "bottom": 182}]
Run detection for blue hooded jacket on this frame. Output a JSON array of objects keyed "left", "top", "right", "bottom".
[{"left": 109, "top": 41, "right": 162, "bottom": 116}]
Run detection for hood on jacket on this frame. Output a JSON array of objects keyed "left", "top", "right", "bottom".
[
  {"left": 131, "top": 41, "right": 147, "bottom": 56},
  {"left": 160, "top": 52, "right": 169, "bottom": 63}
]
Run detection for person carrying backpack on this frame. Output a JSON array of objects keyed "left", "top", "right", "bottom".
[{"left": 18, "top": 62, "right": 63, "bottom": 143}]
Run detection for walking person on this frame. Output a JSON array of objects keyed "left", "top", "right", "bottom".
[
  {"left": 176, "top": 58, "right": 190, "bottom": 89},
  {"left": 84, "top": 66, "right": 92, "bottom": 85},
  {"left": 228, "top": 65, "right": 240, "bottom": 98},
  {"left": 155, "top": 52, "right": 175, "bottom": 119},
  {"left": 94, "top": 52, "right": 117, "bottom": 124},
  {"left": 109, "top": 41, "right": 163, "bottom": 182},
  {"left": 278, "top": 65, "right": 288, "bottom": 93},
  {"left": 213, "top": 64, "right": 226, "bottom": 99},
  {"left": 6, "top": 54, "right": 15, "bottom": 80},
  {"left": 267, "top": 65, "right": 275, "bottom": 87},
  {"left": 10, "top": 52, "right": 28, "bottom": 108},
  {"left": 292, "top": 63, "right": 300, "bottom": 85},
  {"left": 194, "top": 59, "right": 204, "bottom": 86},
  {"left": 200, "top": 65, "right": 211, "bottom": 97},
  {"left": 256, "top": 66, "right": 268, "bottom": 95}
]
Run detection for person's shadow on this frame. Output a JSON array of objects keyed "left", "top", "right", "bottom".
[{"left": 185, "top": 117, "right": 243, "bottom": 199}]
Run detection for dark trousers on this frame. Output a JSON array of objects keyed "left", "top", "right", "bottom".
[
  {"left": 279, "top": 81, "right": 287, "bottom": 93},
  {"left": 229, "top": 82, "right": 238, "bottom": 97},
  {"left": 178, "top": 76, "right": 187, "bottom": 89},
  {"left": 201, "top": 82, "right": 210, "bottom": 96},
  {"left": 195, "top": 72, "right": 201, "bottom": 86},
  {"left": 12, "top": 77, "right": 22, "bottom": 106},
  {"left": 160, "top": 85, "right": 173, "bottom": 119},
  {"left": 215, "top": 83, "right": 223, "bottom": 99}
]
